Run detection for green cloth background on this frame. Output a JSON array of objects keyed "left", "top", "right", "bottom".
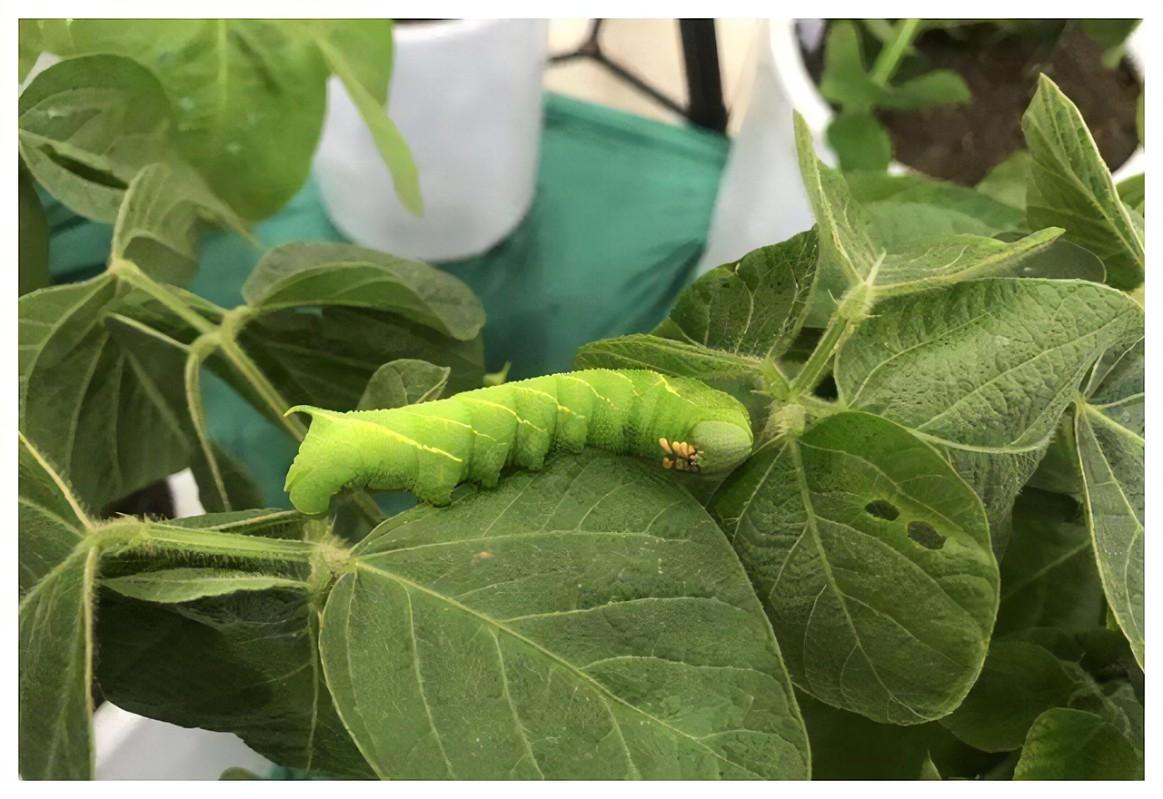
[{"left": 46, "top": 93, "right": 728, "bottom": 506}]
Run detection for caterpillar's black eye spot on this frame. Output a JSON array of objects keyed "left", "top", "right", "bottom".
[
  {"left": 907, "top": 521, "right": 945, "bottom": 550},
  {"left": 865, "top": 499, "right": 899, "bottom": 521}
]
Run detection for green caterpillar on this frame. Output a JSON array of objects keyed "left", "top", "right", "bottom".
[{"left": 284, "top": 368, "right": 754, "bottom": 513}]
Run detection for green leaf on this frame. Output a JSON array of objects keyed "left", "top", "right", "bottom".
[
  {"left": 880, "top": 70, "right": 971, "bottom": 110},
  {"left": 358, "top": 358, "right": 450, "bottom": 410},
  {"left": 818, "top": 21, "right": 882, "bottom": 112},
  {"left": 302, "top": 19, "right": 394, "bottom": 101},
  {"left": 19, "top": 276, "right": 193, "bottom": 511},
  {"left": 996, "top": 490, "right": 1105, "bottom": 637},
  {"left": 112, "top": 162, "right": 248, "bottom": 285},
  {"left": 48, "top": 19, "right": 329, "bottom": 220},
  {"left": 18, "top": 19, "right": 44, "bottom": 82},
  {"left": 96, "top": 510, "right": 374, "bottom": 777},
  {"left": 238, "top": 307, "right": 485, "bottom": 411},
  {"left": 104, "top": 568, "right": 305, "bottom": 603},
  {"left": 976, "top": 150, "right": 1032, "bottom": 211},
  {"left": 307, "top": 20, "right": 422, "bottom": 215},
  {"left": 18, "top": 54, "right": 173, "bottom": 222},
  {"left": 19, "top": 167, "right": 51, "bottom": 296},
  {"left": 941, "top": 641, "right": 1078, "bottom": 752},
  {"left": 1014, "top": 708, "right": 1142, "bottom": 779},
  {"left": 1079, "top": 19, "right": 1140, "bottom": 69},
  {"left": 846, "top": 171, "right": 1023, "bottom": 246},
  {"left": 1023, "top": 75, "right": 1144, "bottom": 289},
  {"left": 836, "top": 278, "right": 1141, "bottom": 550},
  {"left": 18, "top": 432, "right": 97, "bottom": 780},
  {"left": 242, "top": 242, "right": 485, "bottom": 342},
  {"left": 321, "top": 450, "right": 810, "bottom": 778},
  {"left": 1116, "top": 173, "right": 1144, "bottom": 212},
  {"left": 795, "top": 113, "right": 1064, "bottom": 315},
  {"left": 992, "top": 232, "right": 1107, "bottom": 282},
  {"left": 826, "top": 112, "right": 892, "bottom": 171},
  {"left": 1074, "top": 337, "right": 1144, "bottom": 667},
  {"left": 653, "top": 230, "right": 819, "bottom": 360},
  {"left": 573, "top": 334, "right": 775, "bottom": 428},
  {"left": 709, "top": 412, "right": 998, "bottom": 724}
]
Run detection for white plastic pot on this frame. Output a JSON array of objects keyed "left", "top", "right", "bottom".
[
  {"left": 700, "top": 19, "right": 1145, "bottom": 274},
  {"left": 315, "top": 19, "right": 549, "bottom": 261}
]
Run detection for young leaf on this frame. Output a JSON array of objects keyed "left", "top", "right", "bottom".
[
  {"left": 18, "top": 432, "right": 97, "bottom": 780},
  {"left": 358, "top": 359, "right": 450, "bottom": 410},
  {"left": 307, "top": 20, "right": 422, "bottom": 215},
  {"left": 709, "top": 412, "right": 998, "bottom": 725},
  {"left": 818, "top": 21, "right": 882, "bottom": 112},
  {"left": 653, "top": 231, "right": 819, "bottom": 360},
  {"left": 103, "top": 568, "right": 305, "bottom": 603},
  {"left": 1116, "top": 173, "right": 1144, "bottom": 212},
  {"left": 1014, "top": 708, "right": 1142, "bottom": 779},
  {"left": 1074, "top": 337, "right": 1144, "bottom": 667},
  {"left": 996, "top": 490, "right": 1105, "bottom": 637},
  {"left": 879, "top": 70, "right": 971, "bottom": 110},
  {"left": 940, "top": 641, "right": 1079, "bottom": 752},
  {"left": 46, "top": 19, "right": 329, "bottom": 220},
  {"left": 976, "top": 150, "right": 1032, "bottom": 211},
  {"left": 242, "top": 242, "right": 485, "bottom": 342},
  {"left": 321, "top": 450, "right": 811, "bottom": 778},
  {"left": 112, "top": 162, "right": 249, "bottom": 285},
  {"left": 827, "top": 112, "right": 893, "bottom": 172},
  {"left": 19, "top": 276, "right": 193, "bottom": 511},
  {"left": 1023, "top": 75, "right": 1145, "bottom": 289},
  {"left": 18, "top": 54, "right": 173, "bottom": 222}
]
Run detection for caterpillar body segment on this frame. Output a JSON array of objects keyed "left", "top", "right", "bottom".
[{"left": 284, "top": 368, "right": 754, "bottom": 513}]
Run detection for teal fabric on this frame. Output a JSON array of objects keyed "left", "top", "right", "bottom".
[{"left": 45, "top": 92, "right": 729, "bottom": 506}]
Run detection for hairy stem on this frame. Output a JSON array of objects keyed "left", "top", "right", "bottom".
[
  {"left": 97, "top": 520, "right": 318, "bottom": 564},
  {"left": 789, "top": 312, "right": 856, "bottom": 397}
]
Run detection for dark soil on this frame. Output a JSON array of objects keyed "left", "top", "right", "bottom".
[{"left": 801, "top": 23, "right": 1142, "bottom": 185}]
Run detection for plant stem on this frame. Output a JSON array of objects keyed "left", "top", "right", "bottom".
[
  {"left": 789, "top": 312, "right": 855, "bottom": 397},
  {"left": 870, "top": 18, "right": 920, "bottom": 87},
  {"left": 98, "top": 520, "right": 318, "bottom": 564},
  {"left": 111, "top": 258, "right": 216, "bottom": 336}
]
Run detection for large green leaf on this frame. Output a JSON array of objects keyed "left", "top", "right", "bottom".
[
  {"left": 1074, "top": 337, "right": 1144, "bottom": 667},
  {"left": 18, "top": 54, "right": 173, "bottom": 222},
  {"left": 1023, "top": 75, "right": 1144, "bottom": 289},
  {"left": 321, "top": 450, "right": 810, "bottom": 778},
  {"left": 241, "top": 242, "right": 485, "bottom": 342},
  {"left": 653, "top": 231, "right": 818, "bottom": 360},
  {"left": 996, "top": 490, "right": 1105, "bottom": 636},
  {"left": 95, "top": 510, "right": 374, "bottom": 777},
  {"left": 18, "top": 432, "right": 97, "bottom": 780},
  {"left": 1014, "top": 708, "right": 1142, "bottom": 779},
  {"left": 836, "top": 278, "right": 1142, "bottom": 552},
  {"left": 19, "top": 276, "right": 192, "bottom": 511},
  {"left": 709, "top": 412, "right": 998, "bottom": 724},
  {"left": 940, "top": 641, "right": 1079, "bottom": 752},
  {"left": 238, "top": 307, "right": 485, "bottom": 412},
  {"left": 46, "top": 19, "right": 329, "bottom": 220}
]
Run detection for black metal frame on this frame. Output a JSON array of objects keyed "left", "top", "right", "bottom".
[{"left": 548, "top": 19, "right": 728, "bottom": 134}]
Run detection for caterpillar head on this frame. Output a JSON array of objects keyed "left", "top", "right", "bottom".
[{"left": 662, "top": 421, "right": 753, "bottom": 475}]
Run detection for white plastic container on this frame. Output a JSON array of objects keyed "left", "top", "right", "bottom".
[
  {"left": 700, "top": 19, "right": 1145, "bottom": 274},
  {"left": 315, "top": 19, "right": 549, "bottom": 261}
]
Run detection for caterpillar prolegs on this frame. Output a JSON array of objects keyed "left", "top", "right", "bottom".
[{"left": 284, "top": 369, "right": 754, "bottom": 513}]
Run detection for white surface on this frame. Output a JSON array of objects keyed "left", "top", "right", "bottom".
[
  {"left": 699, "top": 18, "right": 1146, "bottom": 275},
  {"left": 95, "top": 703, "right": 271, "bottom": 780},
  {"left": 315, "top": 19, "right": 548, "bottom": 261}
]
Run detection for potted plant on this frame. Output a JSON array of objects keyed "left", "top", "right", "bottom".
[{"left": 701, "top": 18, "right": 1143, "bottom": 272}]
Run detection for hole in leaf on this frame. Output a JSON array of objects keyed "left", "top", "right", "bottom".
[
  {"left": 907, "top": 521, "right": 946, "bottom": 550},
  {"left": 865, "top": 499, "right": 900, "bottom": 521},
  {"left": 39, "top": 144, "right": 128, "bottom": 190}
]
